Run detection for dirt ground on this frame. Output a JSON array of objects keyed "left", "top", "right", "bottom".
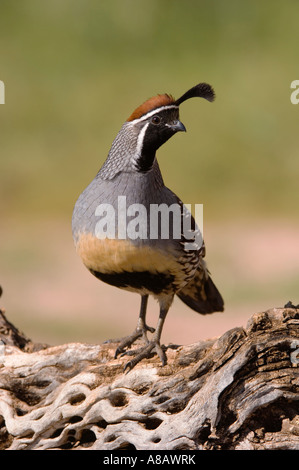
[{"left": 1, "top": 216, "right": 299, "bottom": 347}]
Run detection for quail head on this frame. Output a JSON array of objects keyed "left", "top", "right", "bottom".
[{"left": 72, "top": 83, "right": 224, "bottom": 371}]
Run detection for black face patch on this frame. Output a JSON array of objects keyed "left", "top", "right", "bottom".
[
  {"left": 149, "top": 108, "right": 180, "bottom": 125},
  {"left": 135, "top": 108, "right": 181, "bottom": 172},
  {"left": 89, "top": 269, "right": 175, "bottom": 294},
  {"left": 146, "top": 108, "right": 181, "bottom": 144}
]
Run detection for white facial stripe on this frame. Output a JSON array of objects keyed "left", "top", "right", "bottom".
[
  {"left": 130, "top": 105, "right": 179, "bottom": 124},
  {"left": 135, "top": 121, "right": 149, "bottom": 159}
]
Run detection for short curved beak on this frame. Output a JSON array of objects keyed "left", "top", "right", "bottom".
[{"left": 169, "top": 120, "right": 186, "bottom": 132}]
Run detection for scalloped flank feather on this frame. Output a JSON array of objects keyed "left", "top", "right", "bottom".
[{"left": 127, "top": 94, "right": 175, "bottom": 122}]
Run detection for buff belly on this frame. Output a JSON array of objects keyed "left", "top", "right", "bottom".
[{"left": 75, "top": 232, "right": 188, "bottom": 295}]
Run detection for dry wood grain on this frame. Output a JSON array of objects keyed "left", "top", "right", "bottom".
[{"left": 0, "top": 304, "right": 299, "bottom": 450}]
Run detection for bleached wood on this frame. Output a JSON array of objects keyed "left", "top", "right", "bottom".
[{"left": 0, "top": 306, "right": 299, "bottom": 450}]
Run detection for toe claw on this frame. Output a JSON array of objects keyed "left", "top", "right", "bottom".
[
  {"left": 114, "top": 347, "right": 122, "bottom": 359},
  {"left": 121, "top": 341, "right": 167, "bottom": 372},
  {"left": 155, "top": 343, "right": 167, "bottom": 366},
  {"left": 111, "top": 327, "right": 167, "bottom": 371},
  {"left": 123, "top": 360, "right": 134, "bottom": 373}
]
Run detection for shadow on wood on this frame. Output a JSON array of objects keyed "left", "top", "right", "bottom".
[{"left": 0, "top": 304, "right": 299, "bottom": 450}]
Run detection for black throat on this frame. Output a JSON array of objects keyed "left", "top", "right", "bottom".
[
  {"left": 136, "top": 146, "right": 156, "bottom": 172},
  {"left": 134, "top": 107, "right": 179, "bottom": 173},
  {"left": 135, "top": 126, "right": 174, "bottom": 173}
]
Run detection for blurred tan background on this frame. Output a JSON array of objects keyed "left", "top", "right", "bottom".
[{"left": 1, "top": 0, "right": 299, "bottom": 346}]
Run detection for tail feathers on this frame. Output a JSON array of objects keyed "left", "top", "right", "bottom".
[{"left": 177, "top": 270, "right": 224, "bottom": 314}]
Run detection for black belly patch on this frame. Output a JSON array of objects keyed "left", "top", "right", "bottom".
[{"left": 89, "top": 269, "right": 175, "bottom": 294}]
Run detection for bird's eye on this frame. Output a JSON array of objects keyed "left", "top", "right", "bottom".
[{"left": 151, "top": 115, "right": 161, "bottom": 125}]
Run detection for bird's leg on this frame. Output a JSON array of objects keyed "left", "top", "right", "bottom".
[
  {"left": 123, "top": 302, "right": 169, "bottom": 372},
  {"left": 114, "top": 295, "right": 154, "bottom": 358},
  {"left": 135, "top": 294, "right": 155, "bottom": 340}
]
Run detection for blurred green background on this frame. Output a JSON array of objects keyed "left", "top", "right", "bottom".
[{"left": 1, "top": 0, "right": 298, "bottom": 346}]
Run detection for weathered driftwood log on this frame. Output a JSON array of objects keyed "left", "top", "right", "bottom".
[{"left": 0, "top": 304, "right": 299, "bottom": 450}]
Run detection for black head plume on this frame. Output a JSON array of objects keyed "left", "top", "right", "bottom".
[{"left": 174, "top": 83, "right": 215, "bottom": 106}]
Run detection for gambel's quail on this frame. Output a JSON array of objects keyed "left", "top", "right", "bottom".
[{"left": 72, "top": 83, "right": 224, "bottom": 371}]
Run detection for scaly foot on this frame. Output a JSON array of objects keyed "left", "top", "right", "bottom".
[
  {"left": 113, "top": 323, "right": 155, "bottom": 359},
  {"left": 123, "top": 340, "right": 167, "bottom": 372}
]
